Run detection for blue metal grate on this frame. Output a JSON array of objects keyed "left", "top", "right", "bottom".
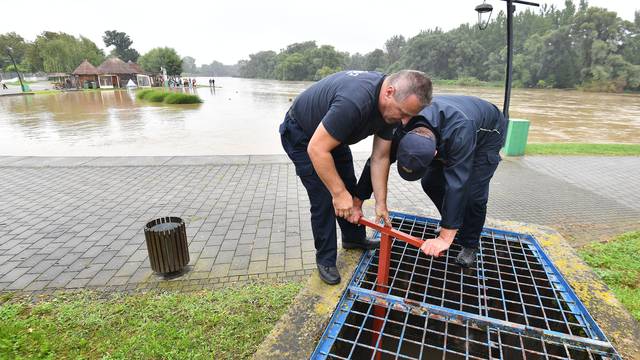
[{"left": 312, "top": 212, "right": 620, "bottom": 360}]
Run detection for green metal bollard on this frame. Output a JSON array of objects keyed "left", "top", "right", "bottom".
[{"left": 503, "top": 118, "right": 530, "bottom": 156}]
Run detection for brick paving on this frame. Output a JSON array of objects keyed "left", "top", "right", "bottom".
[{"left": 0, "top": 155, "right": 638, "bottom": 294}]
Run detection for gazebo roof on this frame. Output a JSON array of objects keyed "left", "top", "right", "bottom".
[
  {"left": 97, "top": 57, "right": 137, "bottom": 74},
  {"left": 127, "top": 60, "right": 145, "bottom": 74},
  {"left": 72, "top": 60, "right": 100, "bottom": 75}
]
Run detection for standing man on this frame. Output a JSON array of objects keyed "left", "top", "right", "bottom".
[
  {"left": 354, "top": 95, "right": 506, "bottom": 267},
  {"left": 280, "top": 70, "right": 432, "bottom": 284}
]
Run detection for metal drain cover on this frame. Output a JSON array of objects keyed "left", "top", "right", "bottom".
[{"left": 312, "top": 212, "right": 620, "bottom": 360}]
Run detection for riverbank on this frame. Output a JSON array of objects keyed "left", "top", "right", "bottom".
[{"left": 526, "top": 143, "right": 640, "bottom": 156}]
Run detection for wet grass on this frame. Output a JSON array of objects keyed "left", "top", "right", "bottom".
[
  {"left": 526, "top": 143, "right": 640, "bottom": 156},
  {"left": 164, "top": 92, "right": 203, "bottom": 104},
  {"left": 136, "top": 89, "right": 202, "bottom": 104},
  {"left": 580, "top": 231, "right": 640, "bottom": 321},
  {"left": 0, "top": 282, "right": 302, "bottom": 359}
]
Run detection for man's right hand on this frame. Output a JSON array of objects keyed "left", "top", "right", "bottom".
[
  {"left": 347, "top": 197, "right": 364, "bottom": 224},
  {"left": 333, "top": 190, "right": 353, "bottom": 219}
]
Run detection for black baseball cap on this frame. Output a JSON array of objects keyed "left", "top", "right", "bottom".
[{"left": 396, "top": 130, "right": 436, "bottom": 181}]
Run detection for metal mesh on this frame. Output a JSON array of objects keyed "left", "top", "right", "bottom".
[
  {"left": 326, "top": 299, "right": 606, "bottom": 360},
  {"left": 314, "top": 213, "right": 619, "bottom": 360},
  {"left": 355, "top": 217, "right": 597, "bottom": 338}
]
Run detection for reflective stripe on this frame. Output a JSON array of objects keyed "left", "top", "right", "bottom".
[{"left": 477, "top": 127, "right": 501, "bottom": 135}]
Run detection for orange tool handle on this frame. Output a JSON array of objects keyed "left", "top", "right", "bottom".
[{"left": 358, "top": 217, "right": 425, "bottom": 249}]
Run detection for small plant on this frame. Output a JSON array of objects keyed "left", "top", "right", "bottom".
[
  {"left": 164, "top": 92, "right": 203, "bottom": 104},
  {"left": 136, "top": 89, "right": 202, "bottom": 104},
  {"left": 146, "top": 91, "right": 170, "bottom": 102},
  {"left": 135, "top": 89, "right": 154, "bottom": 100}
]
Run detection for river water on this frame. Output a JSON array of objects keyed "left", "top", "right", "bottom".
[{"left": 0, "top": 77, "right": 638, "bottom": 156}]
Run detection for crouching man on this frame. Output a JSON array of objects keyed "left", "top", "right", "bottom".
[{"left": 354, "top": 95, "right": 506, "bottom": 267}]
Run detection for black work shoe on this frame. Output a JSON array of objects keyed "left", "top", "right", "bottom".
[
  {"left": 317, "top": 264, "right": 341, "bottom": 285},
  {"left": 455, "top": 247, "right": 479, "bottom": 268},
  {"left": 342, "top": 238, "right": 380, "bottom": 250}
]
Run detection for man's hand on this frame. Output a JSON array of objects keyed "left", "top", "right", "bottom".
[
  {"left": 375, "top": 202, "right": 391, "bottom": 227},
  {"left": 347, "top": 197, "right": 364, "bottom": 224},
  {"left": 420, "top": 236, "right": 454, "bottom": 257},
  {"left": 333, "top": 190, "right": 353, "bottom": 220}
]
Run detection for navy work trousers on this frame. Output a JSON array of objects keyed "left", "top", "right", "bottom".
[
  {"left": 420, "top": 132, "right": 504, "bottom": 249},
  {"left": 279, "top": 114, "right": 366, "bottom": 267}
]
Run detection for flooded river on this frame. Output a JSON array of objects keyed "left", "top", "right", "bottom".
[{"left": 0, "top": 77, "right": 638, "bottom": 156}]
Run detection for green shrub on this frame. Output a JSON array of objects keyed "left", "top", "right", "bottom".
[
  {"left": 135, "top": 89, "right": 155, "bottom": 100},
  {"left": 147, "top": 91, "right": 171, "bottom": 102},
  {"left": 163, "top": 92, "right": 203, "bottom": 104}
]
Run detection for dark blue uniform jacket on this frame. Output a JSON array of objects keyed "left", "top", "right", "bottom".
[{"left": 356, "top": 95, "right": 506, "bottom": 229}]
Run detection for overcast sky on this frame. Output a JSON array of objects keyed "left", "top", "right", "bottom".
[{"left": 2, "top": 0, "right": 637, "bottom": 65}]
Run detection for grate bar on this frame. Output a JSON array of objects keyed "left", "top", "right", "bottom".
[{"left": 351, "top": 274, "right": 616, "bottom": 356}]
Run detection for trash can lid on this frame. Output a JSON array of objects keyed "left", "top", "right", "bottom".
[{"left": 150, "top": 222, "right": 179, "bottom": 232}]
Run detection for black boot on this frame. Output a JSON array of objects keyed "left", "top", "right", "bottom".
[
  {"left": 342, "top": 238, "right": 380, "bottom": 250},
  {"left": 455, "top": 247, "right": 479, "bottom": 268},
  {"left": 317, "top": 264, "right": 341, "bottom": 285}
]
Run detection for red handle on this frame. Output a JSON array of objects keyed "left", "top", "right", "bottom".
[{"left": 358, "top": 217, "right": 425, "bottom": 249}]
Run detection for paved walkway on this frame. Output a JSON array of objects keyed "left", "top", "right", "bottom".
[{"left": 0, "top": 155, "right": 638, "bottom": 294}]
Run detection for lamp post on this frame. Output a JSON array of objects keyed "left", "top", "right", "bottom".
[
  {"left": 5, "top": 46, "right": 26, "bottom": 92},
  {"left": 475, "top": 0, "right": 539, "bottom": 120}
]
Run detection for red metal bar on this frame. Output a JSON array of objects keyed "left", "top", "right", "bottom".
[
  {"left": 358, "top": 217, "right": 424, "bottom": 249},
  {"left": 358, "top": 217, "right": 425, "bottom": 359}
]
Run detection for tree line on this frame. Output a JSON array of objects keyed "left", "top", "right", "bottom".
[
  {"left": 0, "top": 30, "right": 185, "bottom": 75},
  {"left": 238, "top": 0, "right": 640, "bottom": 92},
  {"left": 1, "top": 1, "right": 638, "bottom": 91}
]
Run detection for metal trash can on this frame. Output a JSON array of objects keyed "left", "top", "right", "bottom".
[{"left": 144, "top": 217, "right": 189, "bottom": 274}]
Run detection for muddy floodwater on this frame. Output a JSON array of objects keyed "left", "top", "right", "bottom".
[{"left": 0, "top": 77, "right": 638, "bottom": 156}]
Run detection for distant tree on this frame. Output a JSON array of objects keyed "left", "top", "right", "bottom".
[
  {"left": 0, "top": 32, "right": 29, "bottom": 71},
  {"left": 102, "top": 30, "right": 139, "bottom": 62},
  {"left": 364, "top": 49, "right": 387, "bottom": 71},
  {"left": 138, "top": 47, "right": 182, "bottom": 75},
  {"left": 346, "top": 53, "right": 366, "bottom": 70},
  {"left": 181, "top": 56, "right": 197, "bottom": 74},
  {"left": 25, "top": 32, "right": 104, "bottom": 73},
  {"left": 384, "top": 35, "right": 406, "bottom": 65}
]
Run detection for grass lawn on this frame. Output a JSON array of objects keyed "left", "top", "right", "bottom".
[
  {"left": 580, "top": 231, "right": 640, "bottom": 321},
  {"left": 526, "top": 143, "right": 640, "bottom": 156},
  {"left": 0, "top": 282, "right": 302, "bottom": 359}
]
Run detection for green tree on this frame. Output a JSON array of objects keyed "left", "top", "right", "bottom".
[
  {"left": 102, "top": 30, "right": 139, "bottom": 62},
  {"left": 385, "top": 35, "right": 406, "bottom": 65},
  {"left": 138, "top": 47, "right": 182, "bottom": 75},
  {"left": 26, "top": 32, "right": 104, "bottom": 73},
  {"left": 239, "top": 50, "right": 278, "bottom": 78},
  {"left": 181, "top": 56, "right": 197, "bottom": 74},
  {"left": 364, "top": 49, "right": 387, "bottom": 71},
  {"left": 0, "top": 32, "right": 29, "bottom": 72}
]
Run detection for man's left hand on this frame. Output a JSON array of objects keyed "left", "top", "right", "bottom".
[{"left": 420, "top": 236, "right": 454, "bottom": 257}]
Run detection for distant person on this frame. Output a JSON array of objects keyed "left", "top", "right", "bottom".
[
  {"left": 1, "top": 83, "right": 8, "bottom": 90},
  {"left": 192, "top": 78, "right": 196, "bottom": 87},
  {"left": 212, "top": 78, "right": 215, "bottom": 87},
  {"left": 279, "top": 70, "right": 432, "bottom": 285},
  {"left": 354, "top": 95, "right": 507, "bottom": 268}
]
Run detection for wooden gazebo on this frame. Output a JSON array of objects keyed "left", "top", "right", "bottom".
[
  {"left": 72, "top": 60, "right": 100, "bottom": 89},
  {"left": 97, "top": 57, "right": 139, "bottom": 88}
]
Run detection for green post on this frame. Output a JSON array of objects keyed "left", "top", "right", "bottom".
[{"left": 503, "top": 118, "right": 530, "bottom": 156}]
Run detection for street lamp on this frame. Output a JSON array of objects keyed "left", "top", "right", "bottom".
[
  {"left": 475, "top": 1, "right": 493, "bottom": 30},
  {"left": 475, "top": 0, "right": 539, "bottom": 120},
  {"left": 4, "top": 46, "right": 26, "bottom": 92}
]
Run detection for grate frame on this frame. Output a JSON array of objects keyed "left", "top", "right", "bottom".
[{"left": 312, "top": 212, "right": 620, "bottom": 360}]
